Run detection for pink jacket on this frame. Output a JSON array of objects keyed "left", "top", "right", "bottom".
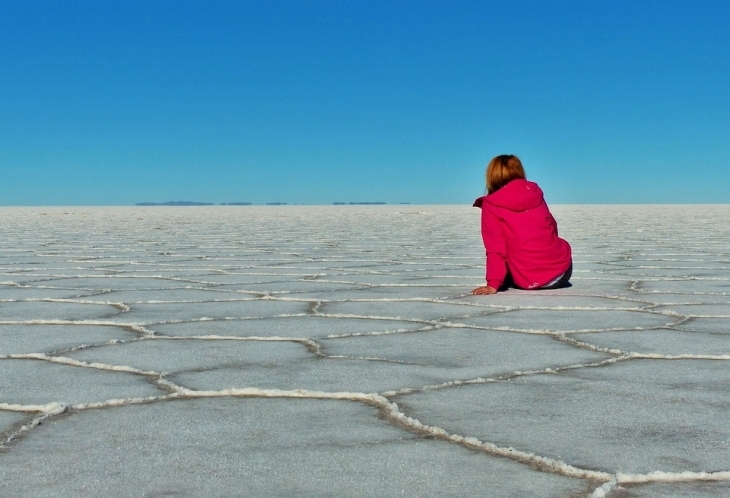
[{"left": 473, "top": 179, "right": 572, "bottom": 290}]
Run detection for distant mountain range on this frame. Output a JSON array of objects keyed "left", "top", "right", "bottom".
[
  {"left": 135, "top": 201, "right": 249, "bottom": 206},
  {"left": 332, "top": 202, "right": 386, "bottom": 205},
  {"left": 135, "top": 201, "right": 409, "bottom": 206},
  {"left": 135, "top": 201, "right": 213, "bottom": 206}
]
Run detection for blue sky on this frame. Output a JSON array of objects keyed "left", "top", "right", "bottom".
[{"left": 1, "top": 1, "right": 728, "bottom": 205}]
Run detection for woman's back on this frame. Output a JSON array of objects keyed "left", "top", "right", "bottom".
[{"left": 475, "top": 179, "right": 571, "bottom": 290}]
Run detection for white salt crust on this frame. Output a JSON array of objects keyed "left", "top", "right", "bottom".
[{"left": 1, "top": 205, "right": 730, "bottom": 497}]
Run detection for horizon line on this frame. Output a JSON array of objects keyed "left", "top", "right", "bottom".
[{"left": 2, "top": 202, "right": 730, "bottom": 207}]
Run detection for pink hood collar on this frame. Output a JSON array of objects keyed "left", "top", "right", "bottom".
[{"left": 473, "top": 179, "right": 544, "bottom": 212}]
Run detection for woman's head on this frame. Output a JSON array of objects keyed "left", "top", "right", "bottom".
[{"left": 485, "top": 154, "right": 526, "bottom": 194}]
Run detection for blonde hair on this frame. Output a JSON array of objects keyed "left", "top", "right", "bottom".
[{"left": 486, "top": 154, "right": 526, "bottom": 194}]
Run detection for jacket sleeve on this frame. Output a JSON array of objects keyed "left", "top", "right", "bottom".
[{"left": 481, "top": 206, "right": 507, "bottom": 289}]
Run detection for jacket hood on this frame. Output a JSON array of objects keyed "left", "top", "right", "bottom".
[{"left": 473, "top": 179, "right": 544, "bottom": 212}]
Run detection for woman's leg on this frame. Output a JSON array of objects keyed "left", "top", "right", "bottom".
[
  {"left": 498, "top": 271, "right": 515, "bottom": 292},
  {"left": 541, "top": 263, "right": 573, "bottom": 290}
]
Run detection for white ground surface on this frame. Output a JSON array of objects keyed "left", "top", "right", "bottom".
[{"left": 1, "top": 204, "right": 729, "bottom": 497}]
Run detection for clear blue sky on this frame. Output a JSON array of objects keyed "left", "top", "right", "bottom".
[{"left": 1, "top": 1, "right": 728, "bottom": 205}]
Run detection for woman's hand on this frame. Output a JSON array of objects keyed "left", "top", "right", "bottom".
[{"left": 471, "top": 285, "right": 497, "bottom": 295}]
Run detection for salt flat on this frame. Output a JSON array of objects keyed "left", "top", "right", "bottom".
[{"left": 1, "top": 205, "right": 729, "bottom": 497}]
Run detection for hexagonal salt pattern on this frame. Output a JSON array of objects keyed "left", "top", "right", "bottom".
[
  {"left": 0, "top": 398, "right": 586, "bottom": 497},
  {"left": 2, "top": 204, "right": 730, "bottom": 497},
  {"left": 397, "top": 359, "right": 730, "bottom": 475}
]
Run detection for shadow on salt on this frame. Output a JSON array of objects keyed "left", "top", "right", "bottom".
[{"left": 563, "top": 277, "right": 638, "bottom": 296}]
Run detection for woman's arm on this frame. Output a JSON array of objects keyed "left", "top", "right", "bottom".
[{"left": 482, "top": 206, "right": 507, "bottom": 290}]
